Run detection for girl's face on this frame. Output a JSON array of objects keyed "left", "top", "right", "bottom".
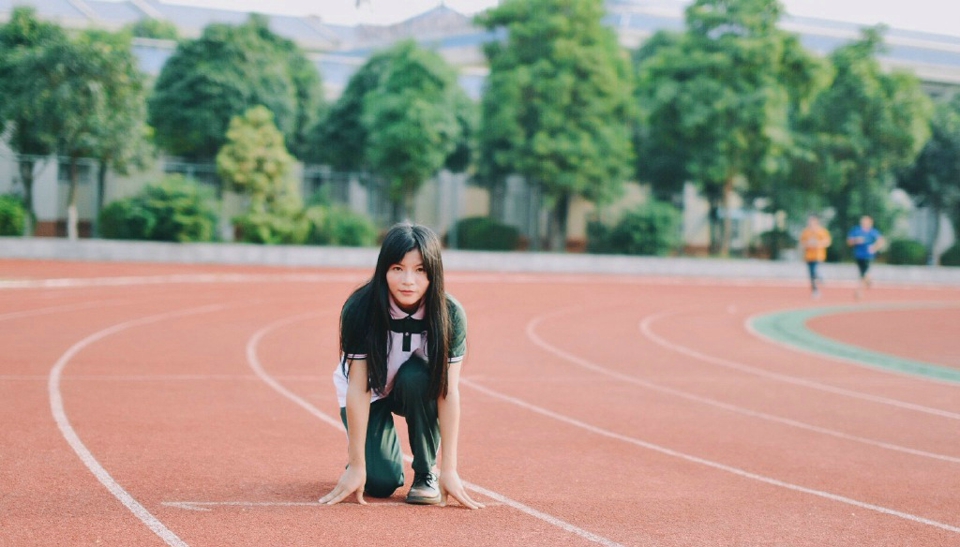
[{"left": 386, "top": 248, "right": 429, "bottom": 313}]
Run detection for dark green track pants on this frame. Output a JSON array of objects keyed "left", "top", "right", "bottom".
[{"left": 339, "top": 356, "right": 439, "bottom": 498}]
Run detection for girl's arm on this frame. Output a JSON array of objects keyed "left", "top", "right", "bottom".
[
  {"left": 319, "top": 359, "right": 371, "bottom": 505},
  {"left": 437, "top": 360, "right": 484, "bottom": 509}
]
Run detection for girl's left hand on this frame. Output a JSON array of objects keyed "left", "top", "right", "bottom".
[{"left": 439, "top": 469, "right": 484, "bottom": 509}]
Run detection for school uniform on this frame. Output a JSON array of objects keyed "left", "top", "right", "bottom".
[{"left": 333, "top": 294, "right": 466, "bottom": 497}]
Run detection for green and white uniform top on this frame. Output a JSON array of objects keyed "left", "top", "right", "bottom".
[{"left": 333, "top": 294, "right": 467, "bottom": 407}]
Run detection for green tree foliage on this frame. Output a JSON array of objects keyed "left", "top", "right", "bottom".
[
  {"left": 634, "top": 0, "right": 829, "bottom": 255},
  {"left": 898, "top": 94, "right": 960, "bottom": 264},
  {"left": 149, "top": 15, "right": 323, "bottom": 160},
  {"left": 217, "top": 106, "right": 306, "bottom": 244},
  {"left": 303, "top": 204, "right": 378, "bottom": 246},
  {"left": 98, "top": 175, "right": 218, "bottom": 242},
  {"left": 477, "top": 0, "right": 634, "bottom": 251},
  {"left": 126, "top": 18, "right": 179, "bottom": 40},
  {"left": 308, "top": 40, "right": 470, "bottom": 221},
  {"left": 82, "top": 29, "right": 156, "bottom": 236},
  {"left": 587, "top": 200, "right": 681, "bottom": 256},
  {"left": 796, "top": 28, "right": 932, "bottom": 257},
  {"left": 1, "top": 17, "right": 150, "bottom": 240},
  {"left": 363, "top": 41, "right": 465, "bottom": 220},
  {"left": 305, "top": 52, "right": 391, "bottom": 170},
  {"left": 0, "top": 7, "right": 67, "bottom": 234}
]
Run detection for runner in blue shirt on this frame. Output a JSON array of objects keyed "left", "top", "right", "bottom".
[{"left": 846, "top": 215, "right": 885, "bottom": 299}]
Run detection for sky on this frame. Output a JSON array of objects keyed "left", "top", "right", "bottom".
[{"left": 158, "top": 0, "right": 960, "bottom": 38}]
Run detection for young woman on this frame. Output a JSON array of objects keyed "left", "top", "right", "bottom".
[{"left": 319, "top": 223, "right": 483, "bottom": 509}]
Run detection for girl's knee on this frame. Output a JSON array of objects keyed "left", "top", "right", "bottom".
[
  {"left": 365, "top": 473, "right": 403, "bottom": 498},
  {"left": 393, "top": 358, "right": 430, "bottom": 395}
]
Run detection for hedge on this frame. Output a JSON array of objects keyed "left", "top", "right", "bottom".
[{"left": 0, "top": 195, "right": 27, "bottom": 236}]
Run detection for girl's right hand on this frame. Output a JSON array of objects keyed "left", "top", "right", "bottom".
[{"left": 319, "top": 465, "right": 367, "bottom": 506}]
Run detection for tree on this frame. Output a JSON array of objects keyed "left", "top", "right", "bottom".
[
  {"left": 307, "top": 40, "right": 471, "bottom": 221},
  {"left": 477, "top": 0, "right": 634, "bottom": 251},
  {"left": 363, "top": 40, "right": 466, "bottom": 220},
  {"left": 82, "top": 29, "right": 154, "bottom": 237},
  {"left": 216, "top": 106, "right": 305, "bottom": 244},
  {"left": 797, "top": 27, "right": 932, "bottom": 256},
  {"left": 1, "top": 14, "right": 150, "bottom": 239},
  {"left": 304, "top": 51, "right": 392, "bottom": 170},
  {"left": 126, "top": 18, "right": 179, "bottom": 40},
  {"left": 898, "top": 94, "right": 960, "bottom": 264},
  {"left": 244, "top": 14, "right": 326, "bottom": 160},
  {"left": 149, "top": 15, "right": 322, "bottom": 161},
  {"left": 0, "top": 7, "right": 67, "bottom": 234},
  {"left": 634, "top": 0, "right": 829, "bottom": 255}
]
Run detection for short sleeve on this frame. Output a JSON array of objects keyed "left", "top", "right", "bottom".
[{"left": 446, "top": 295, "right": 467, "bottom": 363}]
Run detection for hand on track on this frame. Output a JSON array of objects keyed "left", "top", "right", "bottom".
[
  {"left": 319, "top": 465, "right": 366, "bottom": 506},
  {"left": 439, "top": 470, "right": 484, "bottom": 509}
]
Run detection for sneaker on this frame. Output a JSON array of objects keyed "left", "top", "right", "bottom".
[{"left": 405, "top": 472, "right": 442, "bottom": 505}]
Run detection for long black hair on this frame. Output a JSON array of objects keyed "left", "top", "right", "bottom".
[{"left": 339, "top": 223, "right": 452, "bottom": 399}]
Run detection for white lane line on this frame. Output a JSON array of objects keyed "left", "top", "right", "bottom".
[
  {"left": 0, "top": 273, "right": 367, "bottom": 290},
  {"left": 161, "top": 500, "right": 503, "bottom": 512},
  {"left": 50, "top": 303, "right": 232, "bottom": 547},
  {"left": 0, "top": 299, "right": 130, "bottom": 322},
  {"left": 526, "top": 312, "right": 960, "bottom": 464},
  {"left": 247, "top": 313, "right": 625, "bottom": 547},
  {"left": 461, "top": 379, "right": 960, "bottom": 535},
  {"left": 640, "top": 311, "right": 960, "bottom": 420}
]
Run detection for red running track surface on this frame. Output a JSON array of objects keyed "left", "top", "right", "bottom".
[{"left": 2, "top": 259, "right": 959, "bottom": 547}]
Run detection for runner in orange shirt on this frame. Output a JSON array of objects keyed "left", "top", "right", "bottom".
[{"left": 800, "top": 214, "right": 832, "bottom": 298}]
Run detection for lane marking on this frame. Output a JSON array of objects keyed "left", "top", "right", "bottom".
[
  {"left": 641, "top": 311, "right": 960, "bottom": 420},
  {"left": 0, "top": 299, "right": 130, "bottom": 322},
  {"left": 461, "top": 379, "right": 960, "bottom": 535},
  {"left": 747, "top": 305, "right": 960, "bottom": 385},
  {"left": 526, "top": 311, "right": 960, "bottom": 464},
  {"left": 247, "top": 313, "right": 625, "bottom": 547},
  {"left": 49, "top": 304, "right": 233, "bottom": 547},
  {"left": 0, "top": 273, "right": 366, "bottom": 290},
  {"left": 161, "top": 500, "right": 504, "bottom": 512},
  {"left": 6, "top": 271, "right": 957, "bottom": 293}
]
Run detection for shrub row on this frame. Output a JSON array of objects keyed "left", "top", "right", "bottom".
[
  {"left": 99, "top": 176, "right": 219, "bottom": 242},
  {"left": 448, "top": 216, "right": 520, "bottom": 251},
  {"left": 587, "top": 200, "right": 681, "bottom": 256},
  {"left": 100, "top": 176, "right": 378, "bottom": 247},
  {"left": 0, "top": 195, "right": 27, "bottom": 236}
]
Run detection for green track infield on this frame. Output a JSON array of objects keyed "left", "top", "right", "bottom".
[{"left": 749, "top": 305, "right": 960, "bottom": 384}]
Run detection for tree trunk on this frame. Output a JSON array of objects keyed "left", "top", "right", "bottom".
[
  {"left": 708, "top": 198, "right": 720, "bottom": 255},
  {"left": 95, "top": 160, "right": 109, "bottom": 238},
  {"left": 488, "top": 178, "right": 506, "bottom": 223},
  {"left": 719, "top": 178, "right": 734, "bottom": 257},
  {"left": 17, "top": 159, "right": 36, "bottom": 236},
  {"left": 527, "top": 181, "right": 542, "bottom": 251},
  {"left": 67, "top": 157, "right": 80, "bottom": 240},
  {"left": 546, "top": 193, "right": 569, "bottom": 252},
  {"left": 929, "top": 204, "right": 942, "bottom": 266}
]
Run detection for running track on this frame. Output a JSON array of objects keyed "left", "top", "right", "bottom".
[{"left": 2, "top": 259, "right": 958, "bottom": 547}]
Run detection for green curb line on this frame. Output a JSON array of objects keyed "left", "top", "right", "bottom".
[{"left": 749, "top": 305, "right": 960, "bottom": 384}]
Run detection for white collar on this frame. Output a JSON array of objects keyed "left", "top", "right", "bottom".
[{"left": 389, "top": 297, "right": 425, "bottom": 320}]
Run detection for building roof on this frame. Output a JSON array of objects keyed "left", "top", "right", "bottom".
[{"left": 5, "top": 0, "right": 960, "bottom": 97}]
